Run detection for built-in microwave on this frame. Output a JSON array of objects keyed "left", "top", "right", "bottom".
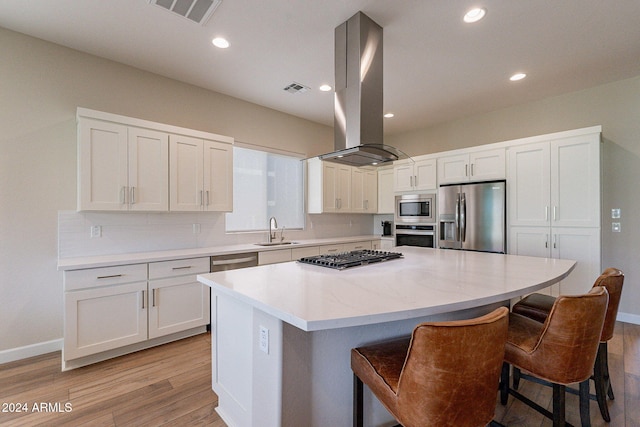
[{"left": 395, "top": 194, "right": 435, "bottom": 224}]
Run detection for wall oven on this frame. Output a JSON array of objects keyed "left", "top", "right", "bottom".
[
  {"left": 395, "top": 194, "right": 435, "bottom": 224},
  {"left": 395, "top": 224, "right": 436, "bottom": 248}
]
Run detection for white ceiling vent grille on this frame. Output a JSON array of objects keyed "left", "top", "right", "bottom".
[
  {"left": 149, "top": 0, "right": 222, "bottom": 25},
  {"left": 283, "top": 82, "right": 310, "bottom": 94}
]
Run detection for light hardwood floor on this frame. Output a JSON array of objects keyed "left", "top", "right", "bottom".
[{"left": 1, "top": 323, "right": 638, "bottom": 426}]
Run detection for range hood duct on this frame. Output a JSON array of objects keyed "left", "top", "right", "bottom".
[{"left": 319, "top": 11, "right": 402, "bottom": 167}]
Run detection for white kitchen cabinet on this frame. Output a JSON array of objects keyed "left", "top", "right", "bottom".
[
  {"left": 148, "top": 257, "right": 210, "bottom": 339},
  {"left": 307, "top": 158, "right": 353, "bottom": 213},
  {"left": 509, "top": 226, "right": 600, "bottom": 296},
  {"left": 393, "top": 157, "right": 437, "bottom": 192},
  {"left": 64, "top": 264, "right": 148, "bottom": 361},
  {"left": 78, "top": 120, "right": 169, "bottom": 211},
  {"left": 343, "top": 240, "right": 372, "bottom": 251},
  {"left": 258, "top": 249, "right": 293, "bottom": 265},
  {"left": 169, "top": 135, "right": 233, "bottom": 212},
  {"left": 377, "top": 166, "right": 395, "bottom": 214},
  {"left": 437, "top": 148, "right": 505, "bottom": 185},
  {"left": 508, "top": 133, "right": 600, "bottom": 228},
  {"left": 352, "top": 168, "right": 378, "bottom": 213}
]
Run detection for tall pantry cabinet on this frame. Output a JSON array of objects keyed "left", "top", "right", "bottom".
[{"left": 507, "top": 127, "right": 601, "bottom": 296}]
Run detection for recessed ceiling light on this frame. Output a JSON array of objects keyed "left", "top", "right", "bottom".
[
  {"left": 463, "top": 8, "right": 486, "bottom": 23},
  {"left": 212, "top": 37, "right": 229, "bottom": 49},
  {"left": 384, "top": 113, "right": 394, "bottom": 118},
  {"left": 510, "top": 73, "right": 527, "bottom": 81},
  {"left": 319, "top": 84, "right": 332, "bottom": 92}
]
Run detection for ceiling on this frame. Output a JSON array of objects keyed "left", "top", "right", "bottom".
[{"left": 2, "top": 0, "right": 640, "bottom": 135}]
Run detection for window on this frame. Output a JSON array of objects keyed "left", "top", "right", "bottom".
[{"left": 225, "top": 146, "right": 304, "bottom": 232}]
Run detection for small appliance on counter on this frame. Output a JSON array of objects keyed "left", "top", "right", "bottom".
[{"left": 381, "top": 221, "right": 393, "bottom": 236}]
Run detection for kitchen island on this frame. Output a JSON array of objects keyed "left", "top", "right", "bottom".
[{"left": 197, "top": 246, "right": 576, "bottom": 427}]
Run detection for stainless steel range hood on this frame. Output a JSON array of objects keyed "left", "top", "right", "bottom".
[{"left": 319, "top": 11, "right": 401, "bottom": 167}]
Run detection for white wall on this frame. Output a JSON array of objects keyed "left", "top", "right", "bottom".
[{"left": 388, "top": 76, "right": 640, "bottom": 322}]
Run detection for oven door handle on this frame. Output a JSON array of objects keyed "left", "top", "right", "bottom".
[{"left": 395, "top": 230, "right": 435, "bottom": 236}]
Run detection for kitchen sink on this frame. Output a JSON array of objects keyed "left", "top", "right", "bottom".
[{"left": 254, "top": 241, "right": 298, "bottom": 246}]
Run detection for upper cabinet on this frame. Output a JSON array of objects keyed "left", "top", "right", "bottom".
[
  {"left": 377, "top": 166, "right": 394, "bottom": 214},
  {"left": 78, "top": 119, "right": 169, "bottom": 211},
  {"left": 76, "top": 108, "right": 233, "bottom": 212},
  {"left": 307, "top": 157, "right": 379, "bottom": 214},
  {"left": 169, "top": 135, "right": 233, "bottom": 212},
  {"left": 508, "top": 132, "right": 600, "bottom": 228},
  {"left": 437, "top": 148, "right": 505, "bottom": 185},
  {"left": 393, "top": 156, "right": 437, "bottom": 192}
]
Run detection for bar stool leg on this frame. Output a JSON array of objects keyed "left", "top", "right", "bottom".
[
  {"left": 593, "top": 342, "right": 612, "bottom": 422},
  {"left": 353, "top": 375, "right": 363, "bottom": 427},
  {"left": 552, "top": 383, "right": 566, "bottom": 427},
  {"left": 500, "top": 363, "right": 510, "bottom": 405}
]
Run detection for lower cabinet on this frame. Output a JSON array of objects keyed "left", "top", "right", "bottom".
[{"left": 63, "top": 257, "right": 210, "bottom": 369}]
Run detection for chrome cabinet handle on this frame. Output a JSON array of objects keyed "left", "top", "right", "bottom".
[
  {"left": 152, "top": 289, "right": 157, "bottom": 307},
  {"left": 465, "top": 164, "right": 468, "bottom": 177},
  {"left": 97, "top": 274, "right": 123, "bottom": 279},
  {"left": 545, "top": 206, "right": 549, "bottom": 221},
  {"left": 142, "top": 290, "right": 146, "bottom": 309},
  {"left": 199, "top": 190, "right": 203, "bottom": 206},
  {"left": 553, "top": 206, "right": 557, "bottom": 221},
  {"left": 471, "top": 163, "right": 474, "bottom": 176},
  {"left": 206, "top": 190, "right": 210, "bottom": 206},
  {"left": 120, "top": 186, "right": 126, "bottom": 204},
  {"left": 172, "top": 266, "right": 192, "bottom": 270},
  {"left": 130, "top": 186, "right": 135, "bottom": 204},
  {"left": 414, "top": 175, "right": 418, "bottom": 187}
]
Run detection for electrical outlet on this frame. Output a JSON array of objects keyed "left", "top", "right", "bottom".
[
  {"left": 259, "top": 325, "right": 269, "bottom": 354},
  {"left": 90, "top": 225, "right": 102, "bottom": 238},
  {"left": 612, "top": 222, "right": 621, "bottom": 233}
]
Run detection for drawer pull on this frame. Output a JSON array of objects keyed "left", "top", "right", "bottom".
[
  {"left": 172, "top": 266, "right": 192, "bottom": 270},
  {"left": 97, "top": 274, "right": 123, "bottom": 279},
  {"left": 142, "top": 290, "right": 146, "bottom": 309}
]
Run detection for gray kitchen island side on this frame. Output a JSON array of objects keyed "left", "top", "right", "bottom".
[{"left": 197, "top": 246, "right": 576, "bottom": 427}]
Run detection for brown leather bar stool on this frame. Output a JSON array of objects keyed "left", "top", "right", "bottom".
[
  {"left": 500, "top": 286, "right": 609, "bottom": 427},
  {"left": 351, "top": 307, "right": 508, "bottom": 427},
  {"left": 511, "top": 268, "right": 624, "bottom": 421}
]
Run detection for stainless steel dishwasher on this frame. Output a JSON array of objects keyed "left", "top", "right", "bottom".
[{"left": 210, "top": 252, "right": 259, "bottom": 272}]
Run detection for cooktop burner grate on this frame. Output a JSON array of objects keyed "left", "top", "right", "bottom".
[{"left": 297, "top": 249, "right": 403, "bottom": 270}]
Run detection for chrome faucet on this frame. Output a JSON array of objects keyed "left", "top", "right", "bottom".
[{"left": 268, "top": 217, "right": 278, "bottom": 243}]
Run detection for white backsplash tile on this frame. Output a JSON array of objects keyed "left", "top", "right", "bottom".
[{"left": 58, "top": 211, "right": 377, "bottom": 259}]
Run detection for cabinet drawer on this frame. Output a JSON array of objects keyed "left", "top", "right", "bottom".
[
  {"left": 65, "top": 264, "right": 147, "bottom": 291},
  {"left": 344, "top": 241, "right": 372, "bottom": 251},
  {"left": 291, "top": 246, "right": 320, "bottom": 259},
  {"left": 258, "top": 249, "right": 292, "bottom": 265},
  {"left": 318, "top": 244, "right": 345, "bottom": 255},
  {"left": 148, "top": 257, "right": 210, "bottom": 279}
]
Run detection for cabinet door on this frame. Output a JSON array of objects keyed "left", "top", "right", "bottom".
[
  {"left": 64, "top": 281, "right": 147, "bottom": 360},
  {"left": 169, "top": 135, "right": 203, "bottom": 211},
  {"left": 508, "top": 226, "right": 556, "bottom": 295},
  {"left": 148, "top": 276, "right": 210, "bottom": 339},
  {"left": 437, "top": 154, "right": 469, "bottom": 184},
  {"left": 363, "top": 170, "right": 378, "bottom": 212},
  {"left": 128, "top": 127, "right": 169, "bottom": 211},
  {"left": 258, "top": 249, "right": 292, "bottom": 265},
  {"left": 377, "top": 167, "right": 394, "bottom": 214},
  {"left": 321, "top": 162, "right": 339, "bottom": 212},
  {"left": 203, "top": 140, "right": 233, "bottom": 212},
  {"left": 344, "top": 241, "right": 372, "bottom": 251},
  {"left": 413, "top": 158, "right": 437, "bottom": 190},
  {"left": 508, "top": 142, "right": 551, "bottom": 227},
  {"left": 336, "top": 165, "right": 352, "bottom": 211},
  {"left": 351, "top": 168, "right": 365, "bottom": 213},
  {"left": 551, "top": 227, "right": 601, "bottom": 295},
  {"left": 78, "top": 119, "right": 128, "bottom": 211},
  {"left": 393, "top": 160, "right": 414, "bottom": 192},
  {"left": 551, "top": 136, "right": 600, "bottom": 227},
  {"left": 469, "top": 148, "right": 505, "bottom": 181}
]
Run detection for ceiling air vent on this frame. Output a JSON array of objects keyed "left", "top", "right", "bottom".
[
  {"left": 283, "top": 82, "right": 310, "bottom": 94},
  {"left": 149, "top": 0, "right": 222, "bottom": 25}
]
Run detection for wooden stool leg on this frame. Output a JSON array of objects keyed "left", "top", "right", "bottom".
[
  {"left": 593, "top": 342, "right": 612, "bottom": 422},
  {"left": 579, "top": 379, "right": 591, "bottom": 427},
  {"left": 353, "top": 375, "right": 363, "bottom": 427},
  {"left": 552, "top": 383, "right": 566, "bottom": 427}
]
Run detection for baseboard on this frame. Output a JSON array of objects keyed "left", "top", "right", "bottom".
[
  {"left": 617, "top": 311, "right": 640, "bottom": 325},
  {"left": 0, "top": 338, "right": 63, "bottom": 365}
]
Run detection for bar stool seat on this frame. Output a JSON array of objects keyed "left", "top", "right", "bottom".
[
  {"left": 511, "top": 268, "right": 624, "bottom": 422},
  {"left": 500, "top": 286, "right": 609, "bottom": 427},
  {"left": 351, "top": 307, "right": 509, "bottom": 427}
]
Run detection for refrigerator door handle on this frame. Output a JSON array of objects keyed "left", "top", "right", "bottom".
[
  {"left": 455, "top": 193, "right": 460, "bottom": 241},
  {"left": 460, "top": 192, "right": 466, "bottom": 242}
]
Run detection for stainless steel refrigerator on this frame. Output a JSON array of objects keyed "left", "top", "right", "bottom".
[{"left": 438, "top": 180, "right": 506, "bottom": 253}]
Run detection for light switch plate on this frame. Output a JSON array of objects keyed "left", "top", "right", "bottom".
[
  {"left": 259, "top": 325, "right": 269, "bottom": 354},
  {"left": 611, "top": 208, "right": 621, "bottom": 219},
  {"left": 612, "top": 222, "right": 621, "bottom": 232}
]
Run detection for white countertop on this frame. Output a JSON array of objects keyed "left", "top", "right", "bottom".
[
  {"left": 198, "top": 246, "right": 576, "bottom": 331},
  {"left": 57, "top": 235, "right": 382, "bottom": 270}
]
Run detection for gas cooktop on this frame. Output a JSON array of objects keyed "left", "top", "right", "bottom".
[{"left": 297, "top": 249, "right": 403, "bottom": 270}]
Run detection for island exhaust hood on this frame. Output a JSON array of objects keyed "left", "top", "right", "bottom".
[{"left": 319, "top": 11, "right": 402, "bottom": 167}]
